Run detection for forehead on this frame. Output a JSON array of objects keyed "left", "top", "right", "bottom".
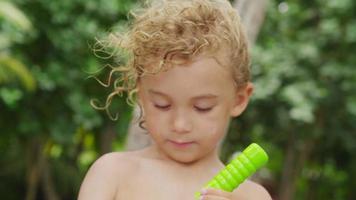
[{"left": 139, "top": 56, "right": 235, "bottom": 99}]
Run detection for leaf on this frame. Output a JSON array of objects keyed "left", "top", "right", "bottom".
[
  {"left": 346, "top": 96, "right": 356, "bottom": 117},
  {"left": 0, "top": 33, "right": 11, "bottom": 50},
  {"left": 0, "top": 87, "right": 23, "bottom": 108},
  {"left": 0, "top": 1, "right": 33, "bottom": 32},
  {"left": 0, "top": 55, "right": 36, "bottom": 91}
]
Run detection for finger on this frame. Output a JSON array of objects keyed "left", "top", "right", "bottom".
[
  {"left": 200, "top": 195, "right": 229, "bottom": 200},
  {"left": 200, "top": 188, "right": 232, "bottom": 198}
]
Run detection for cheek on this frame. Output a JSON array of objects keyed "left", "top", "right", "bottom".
[
  {"left": 197, "top": 112, "right": 230, "bottom": 139},
  {"left": 144, "top": 108, "right": 169, "bottom": 132}
]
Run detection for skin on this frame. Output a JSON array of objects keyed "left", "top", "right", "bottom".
[{"left": 78, "top": 55, "right": 272, "bottom": 200}]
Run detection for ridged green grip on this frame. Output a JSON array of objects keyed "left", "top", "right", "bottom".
[{"left": 195, "top": 143, "right": 268, "bottom": 199}]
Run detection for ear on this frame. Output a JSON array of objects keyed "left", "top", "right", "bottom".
[{"left": 230, "top": 82, "right": 254, "bottom": 117}]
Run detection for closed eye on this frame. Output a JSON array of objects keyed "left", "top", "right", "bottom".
[
  {"left": 154, "top": 104, "right": 171, "bottom": 110},
  {"left": 195, "top": 107, "right": 213, "bottom": 112}
]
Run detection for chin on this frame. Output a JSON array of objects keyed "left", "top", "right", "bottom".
[{"left": 168, "top": 152, "right": 200, "bottom": 165}]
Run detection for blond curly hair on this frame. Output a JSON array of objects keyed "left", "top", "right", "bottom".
[{"left": 90, "top": 0, "right": 250, "bottom": 121}]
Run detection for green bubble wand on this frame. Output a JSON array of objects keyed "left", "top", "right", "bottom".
[{"left": 195, "top": 143, "right": 269, "bottom": 199}]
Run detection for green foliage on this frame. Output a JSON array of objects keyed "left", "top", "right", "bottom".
[
  {"left": 0, "top": 0, "right": 36, "bottom": 108},
  {"left": 0, "top": 0, "right": 136, "bottom": 199},
  {"left": 1, "top": 0, "right": 355, "bottom": 199},
  {"left": 0, "top": 55, "right": 36, "bottom": 91},
  {"left": 222, "top": 0, "right": 356, "bottom": 199}
]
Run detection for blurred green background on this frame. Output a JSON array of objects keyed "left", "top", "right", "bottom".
[{"left": 0, "top": 0, "right": 355, "bottom": 199}]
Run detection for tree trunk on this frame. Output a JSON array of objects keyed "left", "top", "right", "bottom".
[
  {"left": 233, "top": 0, "right": 269, "bottom": 45},
  {"left": 100, "top": 123, "right": 117, "bottom": 154},
  {"left": 124, "top": 0, "right": 269, "bottom": 151},
  {"left": 25, "top": 137, "right": 61, "bottom": 200},
  {"left": 124, "top": 105, "right": 152, "bottom": 151},
  {"left": 278, "top": 132, "right": 316, "bottom": 200},
  {"left": 25, "top": 138, "right": 42, "bottom": 200},
  {"left": 278, "top": 132, "right": 297, "bottom": 200},
  {"left": 41, "top": 156, "right": 60, "bottom": 200}
]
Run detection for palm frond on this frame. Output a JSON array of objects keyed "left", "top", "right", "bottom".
[{"left": 0, "top": 55, "right": 36, "bottom": 91}]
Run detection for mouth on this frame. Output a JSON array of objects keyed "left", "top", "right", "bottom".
[{"left": 168, "top": 140, "right": 195, "bottom": 148}]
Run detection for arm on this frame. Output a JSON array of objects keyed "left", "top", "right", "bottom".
[
  {"left": 233, "top": 180, "right": 272, "bottom": 200},
  {"left": 78, "top": 153, "right": 123, "bottom": 200}
]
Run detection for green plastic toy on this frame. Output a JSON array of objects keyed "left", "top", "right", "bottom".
[{"left": 195, "top": 143, "right": 268, "bottom": 199}]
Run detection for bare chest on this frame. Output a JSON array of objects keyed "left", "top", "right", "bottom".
[{"left": 115, "top": 162, "right": 204, "bottom": 200}]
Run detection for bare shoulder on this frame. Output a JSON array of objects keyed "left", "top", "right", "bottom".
[
  {"left": 233, "top": 180, "right": 272, "bottom": 200},
  {"left": 78, "top": 151, "right": 139, "bottom": 200},
  {"left": 87, "top": 151, "right": 139, "bottom": 178}
]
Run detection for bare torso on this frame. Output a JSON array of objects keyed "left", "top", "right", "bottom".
[
  {"left": 114, "top": 146, "right": 225, "bottom": 200},
  {"left": 78, "top": 145, "right": 271, "bottom": 200}
]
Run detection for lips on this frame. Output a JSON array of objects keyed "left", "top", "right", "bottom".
[{"left": 168, "top": 140, "right": 195, "bottom": 148}]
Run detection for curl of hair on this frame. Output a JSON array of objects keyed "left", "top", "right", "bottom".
[{"left": 90, "top": 0, "right": 250, "bottom": 122}]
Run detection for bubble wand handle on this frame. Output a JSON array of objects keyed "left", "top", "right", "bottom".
[{"left": 195, "top": 143, "right": 269, "bottom": 199}]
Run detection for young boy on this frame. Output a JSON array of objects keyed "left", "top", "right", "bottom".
[{"left": 78, "top": 0, "right": 272, "bottom": 199}]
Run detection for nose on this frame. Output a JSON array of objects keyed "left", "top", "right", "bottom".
[{"left": 171, "top": 110, "right": 193, "bottom": 134}]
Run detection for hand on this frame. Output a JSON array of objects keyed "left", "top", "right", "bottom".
[{"left": 199, "top": 188, "right": 234, "bottom": 200}]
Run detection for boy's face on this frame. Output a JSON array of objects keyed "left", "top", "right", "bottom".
[{"left": 138, "top": 56, "right": 253, "bottom": 164}]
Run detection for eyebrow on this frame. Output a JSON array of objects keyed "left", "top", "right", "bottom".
[{"left": 148, "top": 89, "right": 218, "bottom": 100}]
